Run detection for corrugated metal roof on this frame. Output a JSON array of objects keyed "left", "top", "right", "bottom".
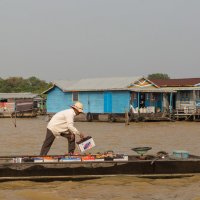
[
  {"left": 43, "top": 77, "right": 200, "bottom": 94},
  {"left": 53, "top": 80, "right": 78, "bottom": 91},
  {"left": 150, "top": 78, "right": 200, "bottom": 87},
  {"left": 0, "top": 93, "right": 38, "bottom": 99},
  {"left": 54, "top": 76, "right": 143, "bottom": 91}
]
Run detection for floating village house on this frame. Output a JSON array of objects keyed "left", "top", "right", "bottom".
[
  {"left": 0, "top": 93, "right": 39, "bottom": 117},
  {"left": 43, "top": 76, "right": 178, "bottom": 121},
  {"left": 151, "top": 78, "right": 200, "bottom": 120}
]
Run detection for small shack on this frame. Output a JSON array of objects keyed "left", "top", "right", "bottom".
[{"left": 0, "top": 93, "right": 39, "bottom": 117}]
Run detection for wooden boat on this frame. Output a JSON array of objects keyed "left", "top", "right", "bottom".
[{"left": 1, "top": 151, "right": 200, "bottom": 181}]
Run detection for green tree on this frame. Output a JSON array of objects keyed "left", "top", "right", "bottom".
[
  {"left": 147, "top": 73, "right": 170, "bottom": 80},
  {"left": 0, "top": 76, "right": 52, "bottom": 94},
  {"left": 27, "top": 76, "right": 52, "bottom": 94},
  {"left": 5, "top": 77, "right": 27, "bottom": 92},
  {"left": 0, "top": 77, "right": 5, "bottom": 92}
]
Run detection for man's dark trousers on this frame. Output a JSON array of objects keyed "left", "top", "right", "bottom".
[{"left": 40, "top": 128, "right": 75, "bottom": 156}]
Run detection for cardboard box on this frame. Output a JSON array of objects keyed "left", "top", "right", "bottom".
[{"left": 76, "top": 136, "right": 95, "bottom": 152}]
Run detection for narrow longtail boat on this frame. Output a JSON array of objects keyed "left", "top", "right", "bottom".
[{"left": 1, "top": 148, "right": 200, "bottom": 181}]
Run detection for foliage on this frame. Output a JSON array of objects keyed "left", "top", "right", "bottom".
[
  {"left": 0, "top": 76, "right": 52, "bottom": 94},
  {"left": 147, "top": 73, "right": 170, "bottom": 80}
]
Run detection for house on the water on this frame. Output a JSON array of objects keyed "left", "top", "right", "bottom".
[
  {"left": 43, "top": 76, "right": 177, "bottom": 121},
  {"left": 0, "top": 93, "right": 40, "bottom": 117},
  {"left": 151, "top": 78, "right": 200, "bottom": 120}
]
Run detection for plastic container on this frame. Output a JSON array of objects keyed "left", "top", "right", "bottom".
[{"left": 173, "top": 150, "right": 189, "bottom": 159}]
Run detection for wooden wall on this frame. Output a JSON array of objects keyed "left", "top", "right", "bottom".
[{"left": 46, "top": 87, "right": 130, "bottom": 114}]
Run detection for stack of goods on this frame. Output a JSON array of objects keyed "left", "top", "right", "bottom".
[
  {"left": 11, "top": 151, "right": 128, "bottom": 164},
  {"left": 12, "top": 157, "right": 23, "bottom": 163},
  {"left": 103, "top": 151, "right": 128, "bottom": 161},
  {"left": 43, "top": 156, "right": 58, "bottom": 162},
  {"left": 59, "top": 155, "right": 81, "bottom": 162},
  {"left": 34, "top": 157, "right": 44, "bottom": 163},
  {"left": 81, "top": 155, "right": 95, "bottom": 161},
  {"left": 113, "top": 154, "right": 128, "bottom": 161},
  {"left": 21, "top": 157, "right": 34, "bottom": 163},
  {"left": 12, "top": 156, "right": 60, "bottom": 163},
  {"left": 95, "top": 153, "right": 105, "bottom": 162},
  {"left": 81, "top": 151, "right": 129, "bottom": 162}
]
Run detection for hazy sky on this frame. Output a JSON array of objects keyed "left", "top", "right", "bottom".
[{"left": 0, "top": 0, "right": 200, "bottom": 82}]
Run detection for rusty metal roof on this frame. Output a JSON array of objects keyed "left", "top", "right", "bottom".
[
  {"left": 0, "top": 93, "right": 38, "bottom": 99},
  {"left": 150, "top": 78, "right": 200, "bottom": 87}
]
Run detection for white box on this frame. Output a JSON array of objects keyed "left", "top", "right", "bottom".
[
  {"left": 13, "top": 158, "right": 22, "bottom": 163},
  {"left": 77, "top": 136, "right": 95, "bottom": 152},
  {"left": 113, "top": 156, "right": 128, "bottom": 161},
  {"left": 34, "top": 159, "right": 43, "bottom": 163},
  {"left": 59, "top": 158, "right": 81, "bottom": 162},
  {"left": 146, "top": 106, "right": 155, "bottom": 113},
  {"left": 94, "top": 159, "right": 105, "bottom": 162},
  {"left": 43, "top": 159, "right": 58, "bottom": 163}
]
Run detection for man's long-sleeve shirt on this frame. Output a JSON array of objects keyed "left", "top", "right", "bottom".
[{"left": 47, "top": 108, "right": 80, "bottom": 137}]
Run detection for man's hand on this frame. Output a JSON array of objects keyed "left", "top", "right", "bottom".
[{"left": 80, "top": 133, "right": 85, "bottom": 139}]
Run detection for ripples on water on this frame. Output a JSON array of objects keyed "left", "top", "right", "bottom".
[
  {"left": 0, "top": 117, "right": 200, "bottom": 199},
  {"left": 1, "top": 175, "right": 200, "bottom": 200}
]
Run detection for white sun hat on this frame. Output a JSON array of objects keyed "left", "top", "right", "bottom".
[{"left": 71, "top": 101, "right": 84, "bottom": 113}]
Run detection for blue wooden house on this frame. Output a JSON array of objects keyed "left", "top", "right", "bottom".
[{"left": 43, "top": 76, "right": 175, "bottom": 121}]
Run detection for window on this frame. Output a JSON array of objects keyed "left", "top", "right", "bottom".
[
  {"left": 180, "top": 91, "right": 190, "bottom": 103},
  {"left": 72, "top": 92, "right": 79, "bottom": 102},
  {"left": 196, "top": 91, "right": 200, "bottom": 100}
]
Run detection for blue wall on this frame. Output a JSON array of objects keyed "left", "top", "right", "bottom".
[
  {"left": 46, "top": 87, "right": 72, "bottom": 113},
  {"left": 80, "top": 92, "right": 104, "bottom": 113},
  {"left": 112, "top": 91, "right": 130, "bottom": 113},
  {"left": 46, "top": 87, "right": 130, "bottom": 114},
  {"left": 46, "top": 87, "right": 164, "bottom": 114},
  {"left": 104, "top": 92, "right": 112, "bottom": 113}
]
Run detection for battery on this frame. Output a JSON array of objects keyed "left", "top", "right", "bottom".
[{"left": 76, "top": 136, "right": 95, "bottom": 152}]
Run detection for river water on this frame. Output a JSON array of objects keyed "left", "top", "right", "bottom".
[{"left": 0, "top": 117, "right": 200, "bottom": 200}]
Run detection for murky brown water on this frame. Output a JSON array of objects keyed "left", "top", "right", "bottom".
[{"left": 0, "top": 117, "right": 200, "bottom": 200}]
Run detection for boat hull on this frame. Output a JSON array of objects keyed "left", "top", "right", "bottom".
[{"left": 1, "top": 158, "right": 200, "bottom": 180}]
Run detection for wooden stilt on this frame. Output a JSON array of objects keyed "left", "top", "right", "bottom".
[{"left": 125, "top": 111, "right": 129, "bottom": 125}]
